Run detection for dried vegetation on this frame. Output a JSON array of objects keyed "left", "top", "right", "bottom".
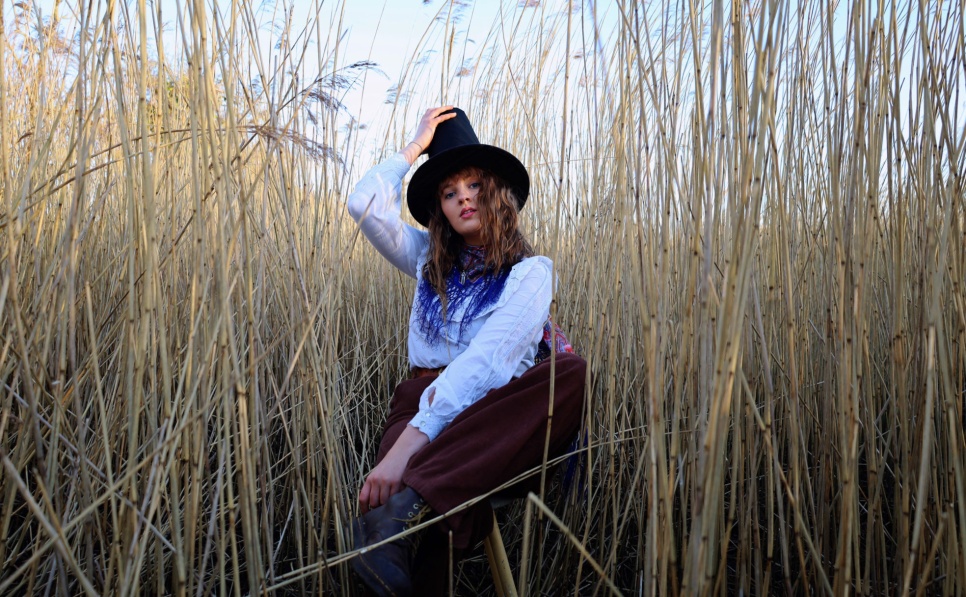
[{"left": 0, "top": 0, "right": 964, "bottom": 595}]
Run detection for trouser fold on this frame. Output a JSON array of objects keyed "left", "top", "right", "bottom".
[{"left": 375, "top": 352, "right": 588, "bottom": 551}]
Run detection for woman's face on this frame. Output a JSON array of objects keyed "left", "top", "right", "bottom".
[{"left": 439, "top": 173, "right": 485, "bottom": 246}]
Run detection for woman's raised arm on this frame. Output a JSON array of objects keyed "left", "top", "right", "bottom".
[
  {"left": 346, "top": 156, "right": 428, "bottom": 277},
  {"left": 346, "top": 106, "right": 458, "bottom": 277}
]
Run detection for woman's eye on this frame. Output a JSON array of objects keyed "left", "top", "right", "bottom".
[
  {"left": 469, "top": 182, "right": 480, "bottom": 189},
  {"left": 444, "top": 192, "right": 455, "bottom": 199}
]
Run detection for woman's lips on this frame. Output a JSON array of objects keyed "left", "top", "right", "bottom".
[{"left": 460, "top": 208, "right": 476, "bottom": 219}]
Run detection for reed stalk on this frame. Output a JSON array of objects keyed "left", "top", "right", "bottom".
[{"left": 0, "top": 0, "right": 963, "bottom": 594}]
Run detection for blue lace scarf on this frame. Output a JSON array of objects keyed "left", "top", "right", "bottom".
[{"left": 415, "top": 245, "right": 511, "bottom": 346}]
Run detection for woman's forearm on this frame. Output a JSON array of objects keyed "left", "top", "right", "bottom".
[
  {"left": 358, "top": 425, "right": 430, "bottom": 512},
  {"left": 401, "top": 141, "right": 423, "bottom": 165}
]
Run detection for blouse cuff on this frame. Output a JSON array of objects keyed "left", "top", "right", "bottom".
[
  {"left": 408, "top": 409, "right": 447, "bottom": 442},
  {"left": 385, "top": 152, "right": 412, "bottom": 178}
]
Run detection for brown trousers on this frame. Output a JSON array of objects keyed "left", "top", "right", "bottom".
[{"left": 375, "top": 352, "right": 588, "bottom": 552}]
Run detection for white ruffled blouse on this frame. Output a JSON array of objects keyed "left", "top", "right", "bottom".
[{"left": 346, "top": 153, "right": 552, "bottom": 441}]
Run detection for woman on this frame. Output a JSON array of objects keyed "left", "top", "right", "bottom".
[{"left": 346, "top": 106, "right": 586, "bottom": 596}]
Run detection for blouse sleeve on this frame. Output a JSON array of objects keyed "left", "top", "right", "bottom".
[
  {"left": 346, "top": 153, "right": 429, "bottom": 278},
  {"left": 408, "top": 257, "right": 553, "bottom": 441}
]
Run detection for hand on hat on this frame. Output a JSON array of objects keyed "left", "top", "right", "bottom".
[{"left": 403, "top": 105, "right": 458, "bottom": 165}]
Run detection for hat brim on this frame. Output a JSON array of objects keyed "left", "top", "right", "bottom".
[{"left": 407, "top": 144, "right": 530, "bottom": 227}]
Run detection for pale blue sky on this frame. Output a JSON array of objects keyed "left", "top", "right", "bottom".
[
  {"left": 19, "top": 0, "right": 511, "bottom": 144},
  {"left": 317, "top": 0, "right": 507, "bottom": 150},
  {"left": 13, "top": 0, "right": 961, "bottom": 169}
]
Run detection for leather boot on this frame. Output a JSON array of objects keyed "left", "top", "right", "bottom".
[{"left": 351, "top": 487, "right": 429, "bottom": 597}]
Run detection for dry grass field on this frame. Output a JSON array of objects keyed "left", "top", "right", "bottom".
[{"left": 0, "top": 0, "right": 964, "bottom": 594}]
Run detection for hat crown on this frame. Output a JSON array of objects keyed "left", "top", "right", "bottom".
[{"left": 426, "top": 108, "right": 480, "bottom": 158}]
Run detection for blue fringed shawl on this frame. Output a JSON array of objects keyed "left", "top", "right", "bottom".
[{"left": 414, "top": 246, "right": 511, "bottom": 346}]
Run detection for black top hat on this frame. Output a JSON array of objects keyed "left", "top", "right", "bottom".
[{"left": 407, "top": 108, "right": 530, "bottom": 227}]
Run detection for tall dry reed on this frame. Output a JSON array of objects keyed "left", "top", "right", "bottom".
[{"left": 0, "top": 0, "right": 963, "bottom": 595}]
